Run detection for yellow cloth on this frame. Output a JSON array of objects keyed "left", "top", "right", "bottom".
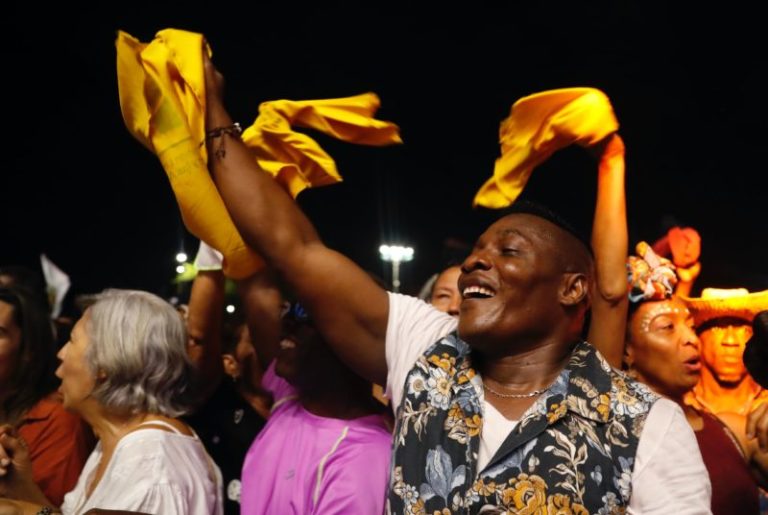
[
  {"left": 474, "top": 87, "right": 619, "bottom": 208},
  {"left": 246, "top": 94, "right": 401, "bottom": 197},
  {"left": 116, "top": 29, "right": 401, "bottom": 278}
]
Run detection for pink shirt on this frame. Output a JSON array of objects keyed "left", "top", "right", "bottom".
[{"left": 240, "top": 363, "right": 392, "bottom": 514}]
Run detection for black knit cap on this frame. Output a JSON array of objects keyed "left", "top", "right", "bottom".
[{"left": 496, "top": 200, "right": 593, "bottom": 257}]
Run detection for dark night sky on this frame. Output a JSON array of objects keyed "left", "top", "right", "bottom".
[{"left": 4, "top": 3, "right": 767, "bottom": 311}]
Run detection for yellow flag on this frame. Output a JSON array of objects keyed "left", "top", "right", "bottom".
[
  {"left": 116, "top": 29, "right": 401, "bottom": 278},
  {"left": 474, "top": 88, "right": 618, "bottom": 208}
]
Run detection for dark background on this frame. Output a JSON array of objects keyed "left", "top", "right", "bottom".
[{"left": 4, "top": 3, "right": 767, "bottom": 312}]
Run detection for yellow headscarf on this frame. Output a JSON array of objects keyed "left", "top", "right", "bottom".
[{"left": 116, "top": 29, "right": 401, "bottom": 278}]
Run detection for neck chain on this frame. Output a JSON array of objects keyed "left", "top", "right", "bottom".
[{"left": 483, "top": 381, "right": 553, "bottom": 399}]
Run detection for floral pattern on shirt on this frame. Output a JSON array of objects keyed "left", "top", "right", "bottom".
[{"left": 388, "top": 334, "right": 659, "bottom": 514}]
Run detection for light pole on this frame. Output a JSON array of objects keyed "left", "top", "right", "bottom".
[{"left": 379, "top": 244, "right": 414, "bottom": 293}]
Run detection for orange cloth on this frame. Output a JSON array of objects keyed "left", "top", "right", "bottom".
[
  {"left": 116, "top": 29, "right": 401, "bottom": 278},
  {"left": 474, "top": 88, "right": 619, "bottom": 208},
  {"left": 668, "top": 227, "right": 701, "bottom": 268},
  {"left": 18, "top": 394, "right": 94, "bottom": 507},
  {"left": 651, "top": 227, "right": 702, "bottom": 268}
]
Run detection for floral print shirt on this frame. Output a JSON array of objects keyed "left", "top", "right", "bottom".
[{"left": 387, "top": 333, "right": 659, "bottom": 514}]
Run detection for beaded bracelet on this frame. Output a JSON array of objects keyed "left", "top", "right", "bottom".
[{"left": 205, "top": 122, "right": 242, "bottom": 159}]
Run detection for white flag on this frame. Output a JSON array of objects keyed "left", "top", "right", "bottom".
[{"left": 40, "top": 254, "right": 71, "bottom": 318}]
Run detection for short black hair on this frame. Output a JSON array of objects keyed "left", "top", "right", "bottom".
[{"left": 497, "top": 200, "right": 593, "bottom": 256}]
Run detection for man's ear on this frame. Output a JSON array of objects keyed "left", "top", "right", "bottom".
[{"left": 559, "top": 273, "right": 589, "bottom": 307}]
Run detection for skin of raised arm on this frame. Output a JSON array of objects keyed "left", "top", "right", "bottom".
[
  {"left": 236, "top": 269, "right": 283, "bottom": 368},
  {"left": 674, "top": 262, "right": 701, "bottom": 298},
  {"left": 587, "top": 133, "right": 629, "bottom": 368},
  {"left": 186, "top": 269, "right": 226, "bottom": 403},
  {"left": 203, "top": 53, "right": 390, "bottom": 385}
]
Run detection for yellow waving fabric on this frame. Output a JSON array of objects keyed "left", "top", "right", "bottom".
[
  {"left": 246, "top": 94, "right": 401, "bottom": 197},
  {"left": 116, "top": 29, "right": 401, "bottom": 278},
  {"left": 474, "top": 88, "right": 618, "bottom": 208}
]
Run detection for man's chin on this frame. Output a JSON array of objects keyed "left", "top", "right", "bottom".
[
  {"left": 456, "top": 319, "right": 478, "bottom": 344},
  {"left": 457, "top": 322, "right": 494, "bottom": 354},
  {"left": 274, "top": 360, "right": 298, "bottom": 383},
  {"left": 714, "top": 374, "right": 748, "bottom": 386}
]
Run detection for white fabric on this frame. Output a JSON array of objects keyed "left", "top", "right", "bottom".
[
  {"left": 478, "top": 403, "right": 518, "bottom": 471},
  {"left": 61, "top": 426, "right": 223, "bottom": 515},
  {"left": 194, "top": 240, "right": 224, "bottom": 271},
  {"left": 385, "top": 292, "right": 712, "bottom": 515},
  {"left": 40, "top": 253, "right": 70, "bottom": 318},
  {"left": 628, "top": 399, "right": 711, "bottom": 514}
]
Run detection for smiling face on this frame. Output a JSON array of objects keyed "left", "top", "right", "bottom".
[
  {"left": 275, "top": 302, "right": 336, "bottom": 390},
  {"left": 699, "top": 318, "right": 752, "bottom": 385},
  {"left": 627, "top": 297, "right": 701, "bottom": 400},
  {"left": 456, "top": 213, "right": 590, "bottom": 356}
]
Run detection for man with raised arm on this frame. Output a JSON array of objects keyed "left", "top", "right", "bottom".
[{"left": 201, "top": 55, "right": 711, "bottom": 514}]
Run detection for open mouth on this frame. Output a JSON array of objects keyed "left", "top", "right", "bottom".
[
  {"left": 462, "top": 285, "right": 496, "bottom": 299},
  {"left": 683, "top": 356, "right": 701, "bottom": 372},
  {"left": 279, "top": 338, "right": 297, "bottom": 350}
]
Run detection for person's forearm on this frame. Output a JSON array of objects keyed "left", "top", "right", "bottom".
[
  {"left": 237, "top": 270, "right": 283, "bottom": 367},
  {"left": 206, "top": 99, "right": 320, "bottom": 274},
  {"left": 187, "top": 270, "right": 226, "bottom": 400},
  {"left": 592, "top": 134, "right": 628, "bottom": 302},
  {"left": 588, "top": 134, "right": 629, "bottom": 367},
  {"left": 10, "top": 485, "right": 54, "bottom": 511},
  {"left": 0, "top": 498, "right": 60, "bottom": 515}
]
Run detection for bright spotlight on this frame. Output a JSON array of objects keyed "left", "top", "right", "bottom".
[{"left": 378, "top": 244, "right": 414, "bottom": 292}]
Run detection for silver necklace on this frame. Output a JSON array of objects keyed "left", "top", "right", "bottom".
[{"left": 482, "top": 381, "right": 552, "bottom": 399}]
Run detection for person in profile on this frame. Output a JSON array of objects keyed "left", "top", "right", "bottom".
[
  {"left": 0, "top": 285, "right": 92, "bottom": 506},
  {"left": 0, "top": 289, "right": 223, "bottom": 514}
]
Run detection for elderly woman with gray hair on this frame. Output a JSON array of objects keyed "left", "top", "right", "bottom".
[{"left": 0, "top": 289, "right": 223, "bottom": 515}]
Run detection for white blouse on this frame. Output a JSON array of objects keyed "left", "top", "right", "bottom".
[{"left": 61, "top": 421, "right": 223, "bottom": 515}]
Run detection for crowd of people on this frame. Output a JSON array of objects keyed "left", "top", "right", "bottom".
[{"left": 1, "top": 39, "right": 768, "bottom": 515}]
